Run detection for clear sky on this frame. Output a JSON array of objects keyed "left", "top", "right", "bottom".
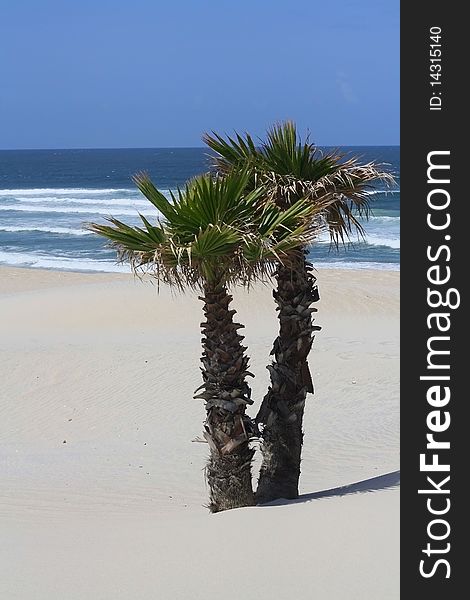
[{"left": 0, "top": 0, "right": 399, "bottom": 149}]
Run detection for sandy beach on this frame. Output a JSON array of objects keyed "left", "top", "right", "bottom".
[{"left": 0, "top": 265, "right": 399, "bottom": 599}]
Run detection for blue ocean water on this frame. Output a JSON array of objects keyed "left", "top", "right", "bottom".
[{"left": 0, "top": 147, "right": 399, "bottom": 272}]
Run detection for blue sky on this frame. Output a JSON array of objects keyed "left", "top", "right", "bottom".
[{"left": 0, "top": 0, "right": 399, "bottom": 149}]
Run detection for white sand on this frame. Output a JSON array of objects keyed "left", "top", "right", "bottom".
[{"left": 0, "top": 266, "right": 399, "bottom": 599}]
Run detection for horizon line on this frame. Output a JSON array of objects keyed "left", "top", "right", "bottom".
[{"left": 0, "top": 144, "right": 400, "bottom": 152}]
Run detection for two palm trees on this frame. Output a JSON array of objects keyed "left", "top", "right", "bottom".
[
  {"left": 88, "top": 122, "right": 393, "bottom": 511},
  {"left": 204, "top": 123, "right": 394, "bottom": 501}
]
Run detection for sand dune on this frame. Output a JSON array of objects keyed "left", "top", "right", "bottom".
[{"left": 0, "top": 266, "right": 399, "bottom": 599}]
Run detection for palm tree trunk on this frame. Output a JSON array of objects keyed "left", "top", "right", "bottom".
[
  {"left": 197, "top": 282, "right": 255, "bottom": 512},
  {"left": 255, "top": 250, "right": 319, "bottom": 503}
]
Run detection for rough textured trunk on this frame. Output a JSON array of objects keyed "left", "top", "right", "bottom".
[
  {"left": 197, "top": 282, "right": 255, "bottom": 512},
  {"left": 255, "top": 250, "right": 319, "bottom": 503}
]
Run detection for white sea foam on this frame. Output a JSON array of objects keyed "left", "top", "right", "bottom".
[
  {"left": 364, "top": 189, "right": 400, "bottom": 195},
  {"left": 317, "top": 261, "right": 400, "bottom": 271},
  {"left": 0, "top": 250, "right": 399, "bottom": 273},
  {"left": 0, "top": 186, "right": 399, "bottom": 196},
  {"left": 314, "top": 229, "right": 400, "bottom": 249},
  {"left": 14, "top": 196, "right": 150, "bottom": 207},
  {"left": 0, "top": 204, "right": 159, "bottom": 216},
  {"left": 314, "top": 238, "right": 400, "bottom": 249},
  {"left": 369, "top": 215, "right": 400, "bottom": 221},
  {"left": 365, "top": 235, "right": 400, "bottom": 249},
  {"left": 0, "top": 226, "right": 92, "bottom": 236},
  {"left": 0, "top": 250, "right": 128, "bottom": 272}
]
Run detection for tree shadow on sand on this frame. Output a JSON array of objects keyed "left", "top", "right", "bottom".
[{"left": 258, "top": 470, "right": 400, "bottom": 507}]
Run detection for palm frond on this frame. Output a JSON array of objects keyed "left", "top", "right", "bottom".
[
  {"left": 203, "top": 121, "right": 397, "bottom": 245},
  {"left": 203, "top": 131, "right": 259, "bottom": 175},
  {"left": 87, "top": 170, "right": 319, "bottom": 291},
  {"left": 132, "top": 172, "right": 177, "bottom": 220}
]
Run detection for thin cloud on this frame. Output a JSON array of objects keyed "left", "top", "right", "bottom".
[{"left": 336, "top": 72, "right": 358, "bottom": 104}]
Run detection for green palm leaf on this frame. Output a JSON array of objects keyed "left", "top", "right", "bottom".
[
  {"left": 204, "top": 121, "right": 396, "bottom": 245},
  {"left": 87, "top": 169, "right": 321, "bottom": 290}
]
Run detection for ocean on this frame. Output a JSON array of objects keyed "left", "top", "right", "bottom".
[{"left": 0, "top": 147, "right": 399, "bottom": 272}]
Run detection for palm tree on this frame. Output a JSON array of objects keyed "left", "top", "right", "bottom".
[
  {"left": 204, "top": 122, "right": 395, "bottom": 503},
  {"left": 87, "top": 169, "right": 330, "bottom": 512}
]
